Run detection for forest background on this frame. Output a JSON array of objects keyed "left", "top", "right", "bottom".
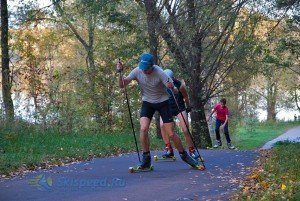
[{"left": 0, "top": 0, "right": 299, "bottom": 149}]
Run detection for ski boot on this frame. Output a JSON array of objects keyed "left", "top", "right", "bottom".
[
  {"left": 162, "top": 146, "right": 174, "bottom": 159},
  {"left": 180, "top": 150, "right": 198, "bottom": 167},
  {"left": 154, "top": 146, "right": 176, "bottom": 161},
  {"left": 189, "top": 148, "right": 204, "bottom": 162},
  {"left": 137, "top": 153, "right": 152, "bottom": 169}
]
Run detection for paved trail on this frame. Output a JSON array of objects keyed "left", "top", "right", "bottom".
[
  {"left": 2, "top": 126, "right": 300, "bottom": 201},
  {"left": 0, "top": 150, "right": 258, "bottom": 201}
]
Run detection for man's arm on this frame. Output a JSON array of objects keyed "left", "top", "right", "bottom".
[
  {"left": 221, "top": 115, "right": 228, "bottom": 128},
  {"left": 117, "top": 61, "right": 131, "bottom": 88},
  {"left": 179, "top": 83, "right": 191, "bottom": 110},
  {"left": 166, "top": 78, "right": 178, "bottom": 94},
  {"left": 118, "top": 73, "right": 131, "bottom": 88},
  {"left": 207, "top": 108, "right": 216, "bottom": 121}
]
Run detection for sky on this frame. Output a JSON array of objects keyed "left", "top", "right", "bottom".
[{"left": 257, "top": 109, "right": 300, "bottom": 121}]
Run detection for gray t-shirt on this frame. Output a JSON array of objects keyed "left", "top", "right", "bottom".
[{"left": 126, "top": 65, "right": 172, "bottom": 103}]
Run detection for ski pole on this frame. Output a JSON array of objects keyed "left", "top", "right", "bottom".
[
  {"left": 119, "top": 59, "right": 140, "bottom": 162},
  {"left": 168, "top": 78, "right": 205, "bottom": 168}
]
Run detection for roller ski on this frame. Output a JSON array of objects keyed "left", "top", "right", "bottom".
[
  {"left": 154, "top": 155, "right": 176, "bottom": 161},
  {"left": 129, "top": 152, "right": 153, "bottom": 173},
  {"left": 180, "top": 150, "right": 205, "bottom": 171},
  {"left": 129, "top": 165, "right": 154, "bottom": 173},
  {"left": 192, "top": 164, "right": 205, "bottom": 171},
  {"left": 154, "top": 146, "right": 176, "bottom": 161}
]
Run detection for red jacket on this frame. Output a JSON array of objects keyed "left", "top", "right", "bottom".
[{"left": 214, "top": 104, "right": 229, "bottom": 121}]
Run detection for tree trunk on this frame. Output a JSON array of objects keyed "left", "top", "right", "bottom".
[
  {"left": 206, "top": 99, "right": 215, "bottom": 138},
  {"left": 233, "top": 90, "right": 239, "bottom": 121},
  {"left": 144, "top": 0, "right": 162, "bottom": 139},
  {"left": 190, "top": 102, "right": 212, "bottom": 148},
  {"left": 266, "top": 80, "right": 277, "bottom": 121},
  {"left": 188, "top": 79, "right": 212, "bottom": 148},
  {"left": 1, "top": 0, "right": 14, "bottom": 123}
]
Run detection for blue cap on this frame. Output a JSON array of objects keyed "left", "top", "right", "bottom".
[{"left": 139, "top": 53, "right": 153, "bottom": 70}]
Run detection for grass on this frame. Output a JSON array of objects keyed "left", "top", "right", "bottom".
[
  {"left": 0, "top": 128, "right": 164, "bottom": 175},
  {"left": 231, "top": 142, "right": 300, "bottom": 200},
  {"left": 232, "top": 121, "right": 300, "bottom": 150}
]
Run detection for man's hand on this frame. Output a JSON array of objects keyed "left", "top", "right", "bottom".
[
  {"left": 186, "top": 107, "right": 193, "bottom": 113},
  {"left": 117, "top": 59, "right": 124, "bottom": 72},
  {"left": 166, "top": 79, "right": 175, "bottom": 89}
]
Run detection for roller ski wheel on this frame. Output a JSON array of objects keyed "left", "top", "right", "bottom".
[
  {"left": 192, "top": 165, "right": 205, "bottom": 171},
  {"left": 154, "top": 155, "right": 176, "bottom": 161},
  {"left": 129, "top": 165, "right": 154, "bottom": 173}
]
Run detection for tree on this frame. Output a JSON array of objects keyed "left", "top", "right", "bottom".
[
  {"left": 1, "top": 0, "right": 14, "bottom": 123},
  {"left": 142, "top": 0, "right": 162, "bottom": 139},
  {"left": 138, "top": 0, "right": 259, "bottom": 148},
  {"left": 50, "top": 0, "right": 133, "bottom": 130},
  {"left": 51, "top": 0, "right": 102, "bottom": 126},
  {"left": 245, "top": 15, "right": 299, "bottom": 121}
]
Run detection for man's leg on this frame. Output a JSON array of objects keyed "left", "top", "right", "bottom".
[
  {"left": 213, "top": 119, "right": 222, "bottom": 148},
  {"left": 163, "top": 122, "right": 184, "bottom": 152},
  {"left": 138, "top": 101, "right": 155, "bottom": 168},
  {"left": 177, "top": 110, "right": 193, "bottom": 147},
  {"left": 140, "top": 117, "right": 151, "bottom": 152},
  {"left": 138, "top": 117, "right": 152, "bottom": 168},
  {"left": 160, "top": 117, "right": 174, "bottom": 158},
  {"left": 223, "top": 123, "right": 231, "bottom": 143},
  {"left": 160, "top": 116, "right": 170, "bottom": 145},
  {"left": 159, "top": 100, "right": 198, "bottom": 167},
  {"left": 215, "top": 119, "right": 221, "bottom": 141},
  {"left": 177, "top": 111, "right": 199, "bottom": 159},
  {"left": 224, "top": 123, "right": 235, "bottom": 149}
]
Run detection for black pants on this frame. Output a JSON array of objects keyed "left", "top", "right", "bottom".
[
  {"left": 140, "top": 100, "right": 173, "bottom": 123},
  {"left": 215, "top": 118, "right": 231, "bottom": 143}
]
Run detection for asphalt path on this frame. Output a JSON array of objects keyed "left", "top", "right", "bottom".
[
  {"left": 0, "top": 150, "right": 259, "bottom": 201},
  {"left": 2, "top": 126, "right": 300, "bottom": 201}
]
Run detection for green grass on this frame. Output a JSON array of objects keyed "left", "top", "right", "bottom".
[
  {"left": 0, "top": 129, "right": 164, "bottom": 175},
  {"left": 233, "top": 121, "right": 300, "bottom": 150}
]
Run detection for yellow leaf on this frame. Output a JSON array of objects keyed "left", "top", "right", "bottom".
[
  {"left": 281, "top": 183, "right": 286, "bottom": 190},
  {"left": 251, "top": 174, "right": 258, "bottom": 179}
]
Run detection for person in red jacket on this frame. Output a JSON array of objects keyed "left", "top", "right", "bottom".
[{"left": 207, "top": 98, "right": 235, "bottom": 149}]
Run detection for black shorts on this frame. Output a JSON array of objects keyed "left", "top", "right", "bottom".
[
  {"left": 140, "top": 100, "right": 173, "bottom": 123},
  {"left": 170, "top": 105, "right": 186, "bottom": 116}
]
